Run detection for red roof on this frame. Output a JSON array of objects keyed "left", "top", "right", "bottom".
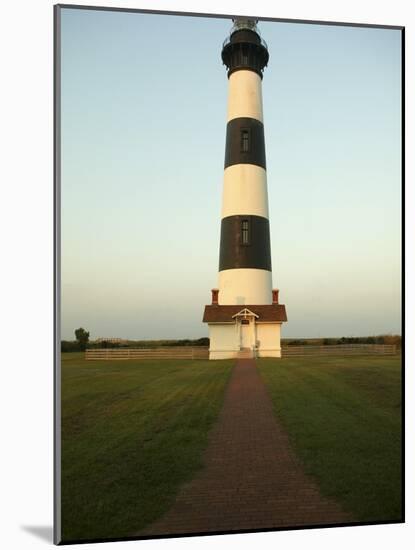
[{"left": 203, "top": 304, "right": 287, "bottom": 323}]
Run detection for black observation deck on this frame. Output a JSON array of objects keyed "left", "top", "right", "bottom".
[{"left": 221, "top": 19, "right": 269, "bottom": 79}]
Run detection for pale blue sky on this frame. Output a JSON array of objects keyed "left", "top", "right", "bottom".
[{"left": 60, "top": 8, "right": 401, "bottom": 340}]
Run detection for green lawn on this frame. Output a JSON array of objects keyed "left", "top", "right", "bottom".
[
  {"left": 258, "top": 355, "right": 402, "bottom": 523},
  {"left": 60, "top": 354, "right": 233, "bottom": 542}
]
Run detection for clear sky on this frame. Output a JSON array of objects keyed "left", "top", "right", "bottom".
[{"left": 60, "top": 7, "right": 401, "bottom": 340}]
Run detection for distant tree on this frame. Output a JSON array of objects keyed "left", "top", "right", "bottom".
[
  {"left": 169, "top": 339, "right": 191, "bottom": 347},
  {"left": 288, "top": 339, "right": 304, "bottom": 346},
  {"left": 75, "top": 327, "right": 90, "bottom": 351},
  {"left": 61, "top": 340, "right": 80, "bottom": 352},
  {"left": 382, "top": 334, "right": 401, "bottom": 348},
  {"left": 109, "top": 341, "right": 120, "bottom": 348},
  {"left": 194, "top": 337, "right": 210, "bottom": 347}
]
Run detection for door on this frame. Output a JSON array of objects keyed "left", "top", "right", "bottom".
[{"left": 240, "top": 320, "right": 251, "bottom": 348}]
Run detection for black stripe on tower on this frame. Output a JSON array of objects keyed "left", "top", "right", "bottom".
[
  {"left": 219, "top": 215, "right": 272, "bottom": 271},
  {"left": 224, "top": 117, "right": 266, "bottom": 169}
]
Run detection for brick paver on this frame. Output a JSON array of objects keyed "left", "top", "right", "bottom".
[{"left": 139, "top": 358, "right": 353, "bottom": 536}]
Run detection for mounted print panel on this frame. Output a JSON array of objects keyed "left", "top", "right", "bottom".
[{"left": 54, "top": 4, "right": 403, "bottom": 545}]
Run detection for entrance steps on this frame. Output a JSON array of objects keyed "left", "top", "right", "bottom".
[{"left": 237, "top": 348, "right": 254, "bottom": 359}]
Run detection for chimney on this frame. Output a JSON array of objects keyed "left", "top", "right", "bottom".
[
  {"left": 211, "top": 289, "right": 219, "bottom": 304},
  {"left": 272, "top": 289, "right": 279, "bottom": 304}
]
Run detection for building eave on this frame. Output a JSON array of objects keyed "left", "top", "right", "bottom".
[{"left": 203, "top": 304, "right": 287, "bottom": 323}]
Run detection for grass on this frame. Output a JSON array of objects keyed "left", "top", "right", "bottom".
[
  {"left": 257, "top": 355, "right": 402, "bottom": 523},
  {"left": 60, "top": 353, "right": 233, "bottom": 542}
]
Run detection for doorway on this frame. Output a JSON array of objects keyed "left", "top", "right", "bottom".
[{"left": 240, "top": 320, "right": 251, "bottom": 349}]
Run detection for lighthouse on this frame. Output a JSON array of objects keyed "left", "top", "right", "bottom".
[{"left": 203, "top": 18, "right": 287, "bottom": 360}]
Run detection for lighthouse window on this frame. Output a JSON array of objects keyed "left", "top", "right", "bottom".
[
  {"left": 241, "top": 219, "right": 250, "bottom": 245},
  {"left": 241, "top": 129, "right": 250, "bottom": 152}
]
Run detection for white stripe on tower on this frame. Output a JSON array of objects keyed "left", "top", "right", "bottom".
[
  {"left": 222, "top": 165, "right": 269, "bottom": 218},
  {"left": 227, "top": 70, "right": 263, "bottom": 122},
  {"left": 218, "top": 20, "right": 272, "bottom": 306}
]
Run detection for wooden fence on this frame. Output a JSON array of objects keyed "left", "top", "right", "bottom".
[
  {"left": 85, "top": 347, "right": 209, "bottom": 361},
  {"left": 85, "top": 344, "right": 397, "bottom": 360},
  {"left": 281, "top": 344, "right": 397, "bottom": 357}
]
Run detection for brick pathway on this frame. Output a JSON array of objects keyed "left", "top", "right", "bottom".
[{"left": 139, "top": 358, "right": 353, "bottom": 536}]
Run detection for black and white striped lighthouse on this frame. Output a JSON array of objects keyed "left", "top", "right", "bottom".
[
  {"left": 203, "top": 18, "right": 287, "bottom": 359},
  {"left": 219, "top": 18, "right": 271, "bottom": 304}
]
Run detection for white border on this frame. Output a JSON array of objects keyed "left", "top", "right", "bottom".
[{"left": 1, "top": 1, "right": 411, "bottom": 549}]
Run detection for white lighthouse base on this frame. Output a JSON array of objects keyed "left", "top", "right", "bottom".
[{"left": 207, "top": 322, "right": 282, "bottom": 360}]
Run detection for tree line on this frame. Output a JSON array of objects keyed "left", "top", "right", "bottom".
[
  {"left": 61, "top": 328, "right": 210, "bottom": 352},
  {"left": 282, "top": 335, "right": 401, "bottom": 348},
  {"left": 61, "top": 328, "right": 401, "bottom": 352}
]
